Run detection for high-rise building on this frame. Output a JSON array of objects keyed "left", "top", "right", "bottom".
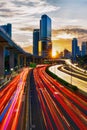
[
  {"left": 0, "top": 23, "right": 12, "bottom": 37},
  {"left": 81, "top": 42, "right": 87, "bottom": 56},
  {"left": 77, "top": 46, "right": 81, "bottom": 56},
  {"left": 72, "top": 38, "right": 78, "bottom": 61},
  {"left": 33, "top": 29, "right": 39, "bottom": 56},
  {"left": 40, "top": 14, "right": 52, "bottom": 57}
]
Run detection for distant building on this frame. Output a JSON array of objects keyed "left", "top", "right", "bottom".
[
  {"left": 77, "top": 46, "right": 81, "bottom": 56},
  {"left": 81, "top": 42, "right": 87, "bottom": 56},
  {"left": 72, "top": 38, "right": 79, "bottom": 62},
  {"left": 0, "top": 23, "right": 12, "bottom": 37},
  {"left": 63, "top": 49, "right": 71, "bottom": 59},
  {"left": 39, "top": 14, "right": 52, "bottom": 57},
  {"left": 33, "top": 29, "right": 39, "bottom": 56}
]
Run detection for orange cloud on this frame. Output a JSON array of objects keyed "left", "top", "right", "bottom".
[
  {"left": 23, "top": 39, "right": 72, "bottom": 54},
  {"left": 52, "top": 39, "right": 72, "bottom": 53},
  {"left": 23, "top": 45, "right": 33, "bottom": 53}
]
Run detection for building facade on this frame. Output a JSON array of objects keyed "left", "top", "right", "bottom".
[
  {"left": 0, "top": 23, "right": 12, "bottom": 37},
  {"left": 77, "top": 46, "right": 81, "bottom": 56},
  {"left": 33, "top": 29, "right": 39, "bottom": 56},
  {"left": 72, "top": 38, "right": 78, "bottom": 61},
  {"left": 39, "top": 14, "right": 52, "bottom": 57},
  {"left": 81, "top": 42, "right": 87, "bottom": 56},
  {"left": 63, "top": 49, "right": 71, "bottom": 59}
]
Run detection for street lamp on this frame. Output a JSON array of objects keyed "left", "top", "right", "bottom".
[{"left": 70, "top": 61, "right": 72, "bottom": 86}]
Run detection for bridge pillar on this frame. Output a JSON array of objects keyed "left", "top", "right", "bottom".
[
  {"left": 18, "top": 54, "right": 25, "bottom": 68},
  {"left": 9, "top": 50, "right": 14, "bottom": 71},
  {"left": 0, "top": 46, "right": 5, "bottom": 76},
  {"left": 24, "top": 56, "right": 26, "bottom": 66},
  {"left": 18, "top": 54, "right": 21, "bottom": 68},
  {"left": 21, "top": 56, "right": 24, "bottom": 67}
]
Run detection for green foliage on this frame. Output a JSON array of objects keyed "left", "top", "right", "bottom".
[
  {"left": 77, "top": 55, "right": 87, "bottom": 69},
  {"left": 30, "top": 62, "right": 36, "bottom": 68},
  {"left": 44, "top": 61, "right": 50, "bottom": 64},
  {"left": 72, "top": 85, "right": 78, "bottom": 91}
]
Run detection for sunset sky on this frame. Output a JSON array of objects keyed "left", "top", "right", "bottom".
[{"left": 0, "top": 0, "right": 87, "bottom": 53}]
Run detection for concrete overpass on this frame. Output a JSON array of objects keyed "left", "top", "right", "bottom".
[{"left": 0, "top": 26, "right": 41, "bottom": 76}]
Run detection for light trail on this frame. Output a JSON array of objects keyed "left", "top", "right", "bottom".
[
  {"left": 0, "top": 68, "right": 29, "bottom": 130},
  {"left": 33, "top": 65, "right": 87, "bottom": 130}
]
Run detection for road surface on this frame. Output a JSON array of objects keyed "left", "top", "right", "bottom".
[
  {"left": 0, "top": 68, "right": 29, "bottom": 130},
  {"left": 33, "top": 65, "right": 87, "bottom": 130},
  {"left": 49, "top": 65, "right": 87, "bottom": 93}
]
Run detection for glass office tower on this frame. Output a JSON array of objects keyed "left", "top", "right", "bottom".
[
  {"left": 33, "top": 29, "right": 39, "bottom": 56},
  {"left": 40, "top": 14, "right": 52, "bottom": 57},
  {"left": 72, "top": 38, "right": 78, "bottom": 62},
  {"left": 0, "top": 23, "right": 12, "bottom": 37},
  {"left": 81, "top": 42, "right": 87, "bottom": 56}
]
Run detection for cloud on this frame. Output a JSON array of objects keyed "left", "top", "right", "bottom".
[
  {"left": 12, "top": 30, "right": 33, "bottom": 47},
  {"left": 0, "top": 0, "right": 59, "bottom": 17},
  {"left": 53, "top": 26, "right": 87, "bottom": 36},
  {"left": 0, "top": 0, "right": 60, "bottom": 48},
  {"left": 20, "top": 27, "right": 34, "bottom": 31},
  {"left": 52, "top": 27, "right": 87, "bottom": 50},
  {"left": 52, "top": 17, "right": 83, "bottom": 29},
  {"left": 53, "top": 39, "right": 72, "bottom": 51},
  {"left": 0, "top": 0, "right": 87, "bottom": 51},
  {"left": 52, "top": 33, "right": 74, "bottom": 40},
  {"left": 23, "top": 45, "right": 33, "bottom": 53}
]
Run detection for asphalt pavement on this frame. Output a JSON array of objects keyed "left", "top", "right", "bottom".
[{"left": 29, "top": 70, "right": 46, "bottom": 130}]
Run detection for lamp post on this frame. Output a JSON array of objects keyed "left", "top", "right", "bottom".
[{"left": 70, "top": 61, "right": 72, "bottom": 86}]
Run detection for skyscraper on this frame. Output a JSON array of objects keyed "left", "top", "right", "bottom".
[
  {"left": 77, "top": 46, "right": 81, "bottom": 56},
  {"left": 33, "top": 29, "right": 39, "bottom": 56},
  {"left": 81, "top": 42, "right": 87, "bottom": 56},
  {"left": 72, "top": 38, "right": 78, "bottom": 61},
  {"left": 40, "top": 14, "right": 52, "bottom": 57},
  {"left": 0, "top": 23, "right": 12, "bottom": 37}
]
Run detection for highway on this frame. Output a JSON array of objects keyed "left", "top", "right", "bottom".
[
  {"left": 0, "top": 65, "right": 87, "bottom": 130},
  {"left": 61, "top": 65, "right": 87, "bottom": 81},
  {"left": 33, "top": 65, "right": 87, "bottom": 130},
  {"left": 64, "top": 65, "right": 87, "bottom": 77},
  {"left": 0, "top": 68, "right": 29, "bottom": 130},
  {"left": 29, "top": 70, "right": 46, "bottom": 130},
  {"left": 49, "top": 65, "right": 87, "bottom": 93},
  {"left": 65, "top": 59, "right": 87, "bottom": 74}
]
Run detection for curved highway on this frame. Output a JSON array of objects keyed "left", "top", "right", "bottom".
[
  {"left": 33, "top": 65, "right": 87, "bottom": 130},
  {"left": 61, "top": 65, "right": 87, "bottom": 81},
  {"left": 49, "top": 65, "right": 87, "bottom": 93},
  {"left": 65, "top": 59, "right": 87, "bottom": 75}
]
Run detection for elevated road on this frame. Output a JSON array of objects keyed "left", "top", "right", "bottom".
[
  {"left": 49, "top": 65, "right": 87, "bottom": 94},
  {"left": 59, "top": 65, "right": 87, "bottom": 81}
]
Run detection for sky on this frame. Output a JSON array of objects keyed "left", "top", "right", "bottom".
[{"left": 0, "top": 0, "right": 87, "bottom": 53}]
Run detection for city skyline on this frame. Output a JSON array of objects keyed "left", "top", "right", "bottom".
[{"left": 0, "top": 0, "right": 87, "bottom": 53}]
